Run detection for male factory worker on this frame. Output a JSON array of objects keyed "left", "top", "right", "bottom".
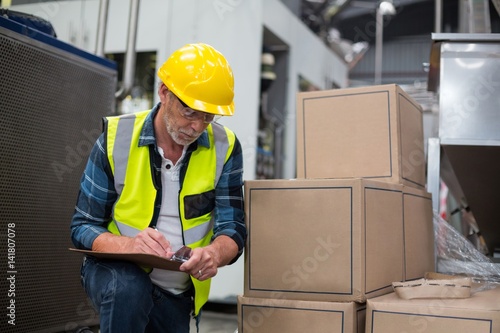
[{"left": 70, "top": 43, "right": 246, "bottom": 333}]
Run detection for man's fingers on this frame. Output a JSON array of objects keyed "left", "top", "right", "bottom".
[
  {"left": 179, "top": 247, "right": 217, "bottom": 279},
  {"left": 135, "top": 228, "right": 171, "bottom": 256}
]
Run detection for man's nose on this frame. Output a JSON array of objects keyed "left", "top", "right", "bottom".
[{"left": 190, "top": 118, "right": 207, "bottom": 132}]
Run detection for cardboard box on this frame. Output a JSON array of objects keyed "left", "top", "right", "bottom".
[
  {"left": 366, "top": 287, "right": 500, "bottom": 332},
  {"left": 296, "top": 84, "right": 425, "bottom": 189},
  {"left": 238, "top": 295, "right": 366, "bottom": 333},
  {"left": 244, "top": 178, "right": 434, "bottom": 303}
]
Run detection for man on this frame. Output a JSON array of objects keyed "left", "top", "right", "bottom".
[{"left": 70, "top": 43, "right": 246, "bottom": 333}]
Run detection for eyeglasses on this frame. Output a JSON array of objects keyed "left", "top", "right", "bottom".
[{"left": 171, "top": 92, "right": 221, "bottom": 124}]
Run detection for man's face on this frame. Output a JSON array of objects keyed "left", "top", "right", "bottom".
[{"left": 160, "top": 87, "right": 210, "bottom": 146}]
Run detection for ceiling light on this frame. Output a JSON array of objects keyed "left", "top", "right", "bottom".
[{"left": 378, "top": 1, "right": 396, "bottom": 15}]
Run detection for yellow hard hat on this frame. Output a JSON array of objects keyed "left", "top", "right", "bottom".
[{"left": 158, "top": 43, "right": 235, "bottom": 116}]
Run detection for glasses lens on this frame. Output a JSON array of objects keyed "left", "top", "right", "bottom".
[
  {"left": 203, "top": 114, "right": 223, "bottom": 124},
  {"left": 180, "top": 108, "right": 196, "bottom": 118},
  {"left": 203, "top": 114, "right": 215, "bottom": 123},
  {"left": 172, "top": 92, "right": 221, "bottom": 124}
]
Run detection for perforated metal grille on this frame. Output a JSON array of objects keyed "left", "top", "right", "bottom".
[{"left": 1, "top": 27, "right": 116, "bottom": 333}]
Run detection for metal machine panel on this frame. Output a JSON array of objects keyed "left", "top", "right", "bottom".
[
  {"left": 438, "top": 38, "right": 500, "bottom": 142},
  {"left": 0, "top": 16, "right": 116, "bottom": 333},
  {"left": 427, "top": 33, "right": 500, "bottom": 254}
]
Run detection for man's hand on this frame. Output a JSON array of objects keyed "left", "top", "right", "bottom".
[
  {"left": 179, "top": 235, "right": 238, "bottom": 281},
  {"left": 92, "top": 228, "right": 172, "bottom": 257}
]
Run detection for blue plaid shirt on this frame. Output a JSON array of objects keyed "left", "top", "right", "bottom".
[{"left": 70, "top": 104, "right": 246, "bottom": 260}]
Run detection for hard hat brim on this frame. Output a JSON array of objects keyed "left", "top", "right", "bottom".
[{"left": 176, "top": 90, "right": 235, "bottom": 116}]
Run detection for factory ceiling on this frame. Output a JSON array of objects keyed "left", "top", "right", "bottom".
[{"left": 300, "top": 0, "right": 499, "bottom": 43}]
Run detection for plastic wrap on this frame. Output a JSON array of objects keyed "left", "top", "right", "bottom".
[{"left": 434, "top": 212, "right": 500, "bottom": 292}]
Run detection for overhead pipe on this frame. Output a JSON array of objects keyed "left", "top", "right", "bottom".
[
  {"left": 435, "top": 0, "right": 442, "bottom": 33},
  {"left": 374, "top": 1, "right": 396, "bottom": 84},
  {"left": 115, "top": 0, "right": 140, "bottom": 101},
  {"left": 95, "top": 0, "right": 109, "bottom": 57}
]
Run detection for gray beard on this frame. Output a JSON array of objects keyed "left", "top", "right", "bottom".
[{"left": 166, "top": 119, "right": 198, "bottom": 146}]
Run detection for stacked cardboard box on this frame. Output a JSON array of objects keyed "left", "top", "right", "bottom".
[
  {"left": 365, "top": 285, "right": 500, "bottom": 332},
  {"left": 238, "top": 84, "right": 434, "bottom": 333},
  {"left": 238, "top": 295, "right": 366, "bottom": 333},
  {"left": 296, "top": 84, "right": 426, "bottom": 188}
]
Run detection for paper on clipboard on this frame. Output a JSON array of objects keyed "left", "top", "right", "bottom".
[{"left": 69, "top": 248, "right": 183, "bottom": 271}]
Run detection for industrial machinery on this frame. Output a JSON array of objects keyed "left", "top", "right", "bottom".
[
  {"left": 427, "top": 33, "right": 500, "bottom": 255},
  {"left": 0, "top": 13, "right": 116, "bottom": 333}
]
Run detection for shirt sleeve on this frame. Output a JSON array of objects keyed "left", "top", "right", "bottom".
[
  {"left": 70, "top": 133, "right": 117, "bottom": 250},
  {"left": 212, "top": 136, "right": 247, "bottom": 263}
]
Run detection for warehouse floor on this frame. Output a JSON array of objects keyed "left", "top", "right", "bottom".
[
  {"left": 82, "top": 305, "right": 239, "bottom": 332},
  {"left": 190, "top": 309, "right": 238, "bottom": 332}
]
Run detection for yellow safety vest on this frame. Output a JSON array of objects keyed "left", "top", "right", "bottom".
[{"left": 104, "top": 110, "right": 236, "bottom": 316}]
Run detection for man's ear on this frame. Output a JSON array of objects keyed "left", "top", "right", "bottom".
[{"left": 158, "top": 83, "right": 169, "bottom": 103}]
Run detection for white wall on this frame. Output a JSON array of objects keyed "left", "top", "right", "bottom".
[
  {"left": 10, "top": 1, "right": 99, "bottom": 50},
  {"left": 12, "top": 0, "right": 262, "bottom": 183},
  {"left": 10, "top": 0, "right": 348, "bottom": 302}
]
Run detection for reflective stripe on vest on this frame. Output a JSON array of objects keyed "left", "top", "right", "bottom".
[
  {"left": 113, "top": 113, "right": 136, "bottom": 194},
  {"left": 181, "top": 123, "right": 231, "bottom": 246},
  {"left": 106, "top": 111, "right": 155, "bottom": 235}
]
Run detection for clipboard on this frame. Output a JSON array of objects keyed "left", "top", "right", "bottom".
[{"left": 69, "top": 248, "right": 183, "bottom": 271}]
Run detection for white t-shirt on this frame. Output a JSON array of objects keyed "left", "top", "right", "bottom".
[{"left": 149, "top": 146, "right": 191, "bottom": 294}]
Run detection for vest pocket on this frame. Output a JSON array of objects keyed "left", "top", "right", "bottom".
[{"left": 183, "top": 190, "right": 215, "bottom": 219}]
